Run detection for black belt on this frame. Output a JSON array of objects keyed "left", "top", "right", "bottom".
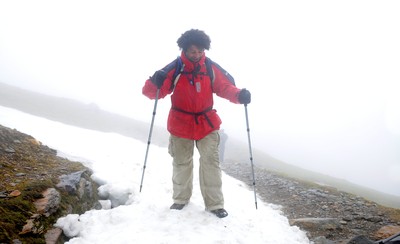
[{"left": 172, "top": 106, "right": 214, "bottom": 128}]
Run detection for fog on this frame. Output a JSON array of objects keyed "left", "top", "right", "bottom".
[{"left": 1, "top": 1, "right": 399, "bottom": 197}]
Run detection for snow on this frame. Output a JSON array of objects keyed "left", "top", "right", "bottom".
[{"left": 0, "top": 106, "right": 310, "bottom": 243}]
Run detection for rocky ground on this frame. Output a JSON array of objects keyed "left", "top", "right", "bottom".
[{"left": 222, "top": 161, "right": 400, "bottom": 243}]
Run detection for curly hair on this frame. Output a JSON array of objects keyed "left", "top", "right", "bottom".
[{"left": 177, "top": 29, "right": 211, "bottom": 51}]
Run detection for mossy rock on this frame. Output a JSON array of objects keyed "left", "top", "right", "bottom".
[{"left": 0, "top": 124, "right": 99, "bottom": 243}]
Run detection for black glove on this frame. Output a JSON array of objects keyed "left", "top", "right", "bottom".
[
  {"left": 150, "top": 70, "right": 167, "bottom": 88},
  {"left": 238, "top": 88, "right": 251, "bottom": 104}
]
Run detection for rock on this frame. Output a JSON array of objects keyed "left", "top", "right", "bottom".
[
  {"left": 56, "top": 169, "right": 99, "bottom": 211},
  {"left": 57, "top": 170, "right": 85, "bottom": 194},
  {"left": 365, "top": 215, "right": 382, "bottom": 223},
  {"left": 20, "top": 215, "right": 45, "bottom": 235},
  {"left": 44, "top": 227, "right": 63, "bottom": 244},
  {"left": 4, "top": 147, "right": 15, "bottom": 153},
  {"left": 345, "top": 235, "right": 375, "bottom": 244},
  {"left": 373, "top": 225, "right": 400, "bottom": 240},
  {"left": 33, "top": 188, "right": 61, "bottom": 217},
  {"left": 0, "top": 191, "right": 8, "bottom": 198},
  {"left": 312, "top": 236, "right": 336, "bottom": 244},
  {"left": 19, "top": 219, "right": 34, "bottom": 235},
  {"left": 290, "top": 218, "right": 341, "bottom": 231},
  {"left": 27, "top": 138, "right": 41, "bottom": 145},
  {"left": 8, "top": 190, "right": 21, "bottom": 197}
]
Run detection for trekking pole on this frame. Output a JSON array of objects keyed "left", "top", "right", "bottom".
[
  {"left": 139, "top": 88, "right": 160, "bottom": 192},
  {"left": 244, "top": 103, "right": 258, "bottom": 209}
]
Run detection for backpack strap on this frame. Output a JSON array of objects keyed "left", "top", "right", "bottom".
[
  {"left": 170, "top": 57, "right": 185, "bottom": 92},
  {"left": 205, "top": 57, "right": 215, "bottom": 85},
  {"left": 207, "top": 58, "right": 235, "bottom": 86}
]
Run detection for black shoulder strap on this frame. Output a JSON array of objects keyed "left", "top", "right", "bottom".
[
  {"left": 204, "top": 57, "right": 215, "bottom": 84},
  {"left": 170, "top": 57, "right": 185, "bottom": 91},
  {"left": 159, "top": 57, "right": 183, "bottom": 92},
  {"left": 162, "top": 57, "right": 180, "bottom": 74}
]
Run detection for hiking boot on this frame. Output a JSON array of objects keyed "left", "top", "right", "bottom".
[
  {"left": 170, "top": 203, "right": 185, "bottom": 210},
  {"left": 210, "top": 208, "right": 228, "bottom": 218}
]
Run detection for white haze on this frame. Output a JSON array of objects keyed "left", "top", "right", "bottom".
[{"left": 0, "top": 0, "right": 399, "bottom": 197}]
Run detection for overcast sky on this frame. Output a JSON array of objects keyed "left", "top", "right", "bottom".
[{"left": 1, "top": 0, "right": 399, "bottom": 196}]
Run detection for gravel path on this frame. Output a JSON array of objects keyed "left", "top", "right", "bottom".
[{"left": 221, "top": 161, "right": 400, "bottom": 243}]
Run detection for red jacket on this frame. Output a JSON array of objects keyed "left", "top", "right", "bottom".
[{"left": 142, "top": 52, "right": 241, "bottom": 140}]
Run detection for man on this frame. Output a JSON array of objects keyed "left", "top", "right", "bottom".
[{"left": 142, "top": 29, "right": 251, "bottom": 218}]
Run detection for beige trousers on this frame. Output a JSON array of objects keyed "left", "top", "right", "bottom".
[{"left": 168, "top": 130, "right": 224, "bottom": 211}]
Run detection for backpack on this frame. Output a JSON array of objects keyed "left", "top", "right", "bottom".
[{"left": 162, "top": 57, "right": 235, "bottom": 92}]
